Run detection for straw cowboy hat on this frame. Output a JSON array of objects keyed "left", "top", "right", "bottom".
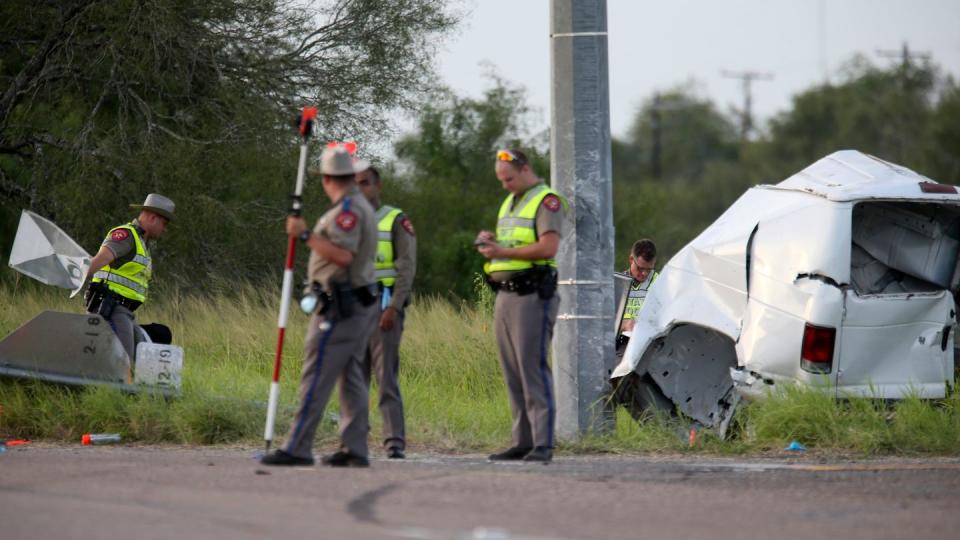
[
  {"left": 130, "top": 193, "right": 175, "bottom": 221},
  {"left": 310, "top": 143, "right": 370, "bottom": 176}
]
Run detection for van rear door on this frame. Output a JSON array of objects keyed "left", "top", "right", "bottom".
[
  {"left": 839, "top": 201, "right": 959, "bottom": 398},
  {"left": 837, "top": 290, "right": 953, "bottom": 398}
]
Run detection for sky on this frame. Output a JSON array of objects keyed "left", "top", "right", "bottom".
[{"left": 434, "top": 0, "right": 960, "bottom": 139}]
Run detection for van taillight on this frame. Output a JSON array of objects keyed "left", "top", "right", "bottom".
[{"left": 801, "top": 323, "right": 835, "bottom": 374}]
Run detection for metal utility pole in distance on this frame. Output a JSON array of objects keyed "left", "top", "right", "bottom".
[
  {"left": 876, "top": 41, "right": 931, "bottom": 89},
  {"left": 647, "top": 92, "right": 693, "bottom": 180},
  {"left": 876, "top": 41, "right": 931, "bottom": 71},
  {"left": 651, "top": 92, "right": 663, "bottom": 180},
  {"left": 722, "top": 69, "right": 773, "bottom": 140},
  {"left": 550, "top": 0, "right": 615, "bottom": 439}
]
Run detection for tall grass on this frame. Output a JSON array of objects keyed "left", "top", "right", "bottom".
[
  {"left": 0, "top": 281, "right": 319, "bottom": 445},
  {"left": 737, "top": 384, "right": 960, "bottom": 454},
  {"left": 1, "top": 282, "right": 958, "bottom": 455}
]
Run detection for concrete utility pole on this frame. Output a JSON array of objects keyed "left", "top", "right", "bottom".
[
  {"left": 722, "top": 70, "right": 773, "bottom": 140},
  {"left": 550, "top": 0, "right": 615, "bottom": 439}
]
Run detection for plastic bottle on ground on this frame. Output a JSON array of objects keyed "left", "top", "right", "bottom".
[{"left": 82, "top": 433, "right": 122, "bottom": 445}]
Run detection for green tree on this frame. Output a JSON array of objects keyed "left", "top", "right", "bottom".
[
  {"left": 759, "top": 55, "right": 943, "bottom": 181},
  {"left": 0, "top": 0, "right": 458, "bottom": 285},
  {"left": 923, "top": 81, "right": 960, "bottom": 185},
  {"left": 388, "top": 77, "right": 546, "bottom": 299},
  {"left": 620, "top": 84, "right": 739, "bottom": 184},
  {"left": 612, "top": 56, "right": 960, "bottom": 271},
  {"left": 611, "top": 85, "right": 741, "bottom": 268}
]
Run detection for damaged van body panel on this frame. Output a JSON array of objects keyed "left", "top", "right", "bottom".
[
  {"left": 612, "top": 150, "right": 959, "bottom": 428},
  {"left": 837, "top": 291, "right": 954, "bottom": 398}
]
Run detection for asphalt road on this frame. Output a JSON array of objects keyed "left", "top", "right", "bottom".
[{"left": 2, "top": 445, "right": 959, "bottom": 540}]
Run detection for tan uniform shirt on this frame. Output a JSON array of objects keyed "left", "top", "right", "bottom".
[
  {"left": 100, "top": 219, "right": 147, "bottom": 266},
  {"left": 489, "top": 186, "right": 565, "bottom": 283},
  {"left": 385, "top": 210, "right": 417, "bottom": 310},
  {"left": 307, "top": 186, "right": 377, "bottom": 292}
]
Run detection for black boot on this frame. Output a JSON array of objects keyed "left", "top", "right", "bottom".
[
  {"left": 522, "top": 446, "right": 552, "bottom": 463},
  {"left": 261, "top": 449, "right": 314, "bottom": 466},
  {"left": 488, "top": 446, "right": 532, "bottom": 461},
  {"left": 321, "top": 450, "right": 370, "bottom": 468}
]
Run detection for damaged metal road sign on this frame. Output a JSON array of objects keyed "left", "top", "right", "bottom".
[
  {"left": 8, "top": 210, "right": 90, "bottom": 291},
  {"left": 0, "top": 311, "right": 182, "bottom": 396},
  {"left": 3, "top": 210, "right": 183, "bottom": 395}
]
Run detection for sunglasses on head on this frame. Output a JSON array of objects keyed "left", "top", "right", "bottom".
[
  {"left": 327, "top": 141, "right": 358, "bottom": 156},
  {"left": 496, "top": 149, "right": 527, "bottom": 166}
]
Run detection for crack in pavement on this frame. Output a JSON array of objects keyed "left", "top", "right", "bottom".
[{"left": 346, "top": 472, "right": 453, "bottom": 525}]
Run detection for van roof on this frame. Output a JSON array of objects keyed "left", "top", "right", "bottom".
[{"left": 760, "top": 150, "right": 960, "bottom": 203}]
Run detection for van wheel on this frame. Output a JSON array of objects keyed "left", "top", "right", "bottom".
[{"left": 610, "top": 372, "right": 674, "bottom": 421}]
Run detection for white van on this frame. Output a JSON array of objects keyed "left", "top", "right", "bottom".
[{"left": 611, "top": 150, "right": 960, "bottom": 431}]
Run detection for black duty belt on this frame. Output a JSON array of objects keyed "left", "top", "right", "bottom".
[
  {"left": 487, "top": 266, "right": 557, "bottom": 297},
  {"left": 494, "top": 276, "right": 540, "bottom": 295},
  {"left": 84, "top": 284, "right": 142, "bottom": 320}
]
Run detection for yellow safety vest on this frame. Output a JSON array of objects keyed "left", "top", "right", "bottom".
[
  {"left": 92, "top": 224, "right": 151, "bottom": 303},
  {"left": 375, "top": 205, "right": 403, "bottom": 287},
  {"left": 621, "top": 271, "right": 658, "bottom": 321},
  {"left": 484, "top": 183, "right": 565, "bottom": 274}
]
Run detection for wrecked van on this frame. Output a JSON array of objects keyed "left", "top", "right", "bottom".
[{"left": 611, "top": 150, "right": 960, "bottom": 432}]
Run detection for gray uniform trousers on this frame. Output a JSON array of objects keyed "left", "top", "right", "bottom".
[
  {"left": 284, "top": 303, "right": 378, "bottom": 459},
  {"left": 95, "top": 305, "right": 142, "bottom": 362},
  {"left": 494, "top": 291, "right": 559, "bottom": 449},
  {"left": 363, "top": 309, "right": 406, "bottom": 450}
]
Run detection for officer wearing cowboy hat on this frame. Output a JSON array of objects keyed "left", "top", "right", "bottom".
[
  {"left": 262, "top": 143, "right": 379, "bottom": 467},
  {"left": 83, "top": 194, "right": 175, "bottom": 362}
]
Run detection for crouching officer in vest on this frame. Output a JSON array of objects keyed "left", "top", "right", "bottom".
[
  {"left": 357, "top": 165, "right": 417, "bottom": 459},
  {"left": 617, "top": 238, "right": 659, "bottom": 354},
  {"left": 477, "top": 148, "right": 567, "bottom": 463},
  {"left": 82, "top": 194, "right": 174, "bottom": 362},
  {"left": 261, "top": 143, "right": 379, "bottom": 468}
]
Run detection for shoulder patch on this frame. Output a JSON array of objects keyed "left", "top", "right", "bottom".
[
  {"left": 111, "top": 229, "right": 130, "bottom": 242},
  {"left": 335, "top": 210, "right": 358, "bottom": 232},
  {"left": 542, "top": 194, "right": 561, "bottom": 212},
  {"left": 399, "top": 215, "right": 415, "bottom": 236}
]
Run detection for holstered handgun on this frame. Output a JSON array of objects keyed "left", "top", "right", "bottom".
[
  {"left": 535, "top": 266, "right": 558, "bottom": 300},
  {"left": 84, "top": 282, "right": 117, "bottom": 319},
  {"left": 303, "top": 282, "right": 377, "bottom": 321}
]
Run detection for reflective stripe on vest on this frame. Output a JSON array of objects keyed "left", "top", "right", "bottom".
[
  {"left": 91, "top": 224, "right": 151, "bottom": 303},
  {"left": 375, "top": 205, "right": 403, "bottom": 287},
  {"left": 92, "top": 271, "right": 148, "bottom": 297},
  {"left": 484, "top": 183, "right": 565, "bottom": 274},
  {"left": 621, "top": 271, "right": 658, "bottom": 320}
]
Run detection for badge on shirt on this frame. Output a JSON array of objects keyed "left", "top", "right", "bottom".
[
  {"left": 399, "top": 216, "right": 415, "bottom": 236},
  {"left": 111, "top": 229, "right": 130, "bottom": 241},
  {"left": 335, "top": 210, "right": 357, "bottom": 231},
  {"left": 542, "top": 194, "right": 561, "bottom": 212}
]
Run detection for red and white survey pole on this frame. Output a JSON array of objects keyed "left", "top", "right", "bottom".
[{"left": 264, "top": 106, "right": 317, "bottom": 452}]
